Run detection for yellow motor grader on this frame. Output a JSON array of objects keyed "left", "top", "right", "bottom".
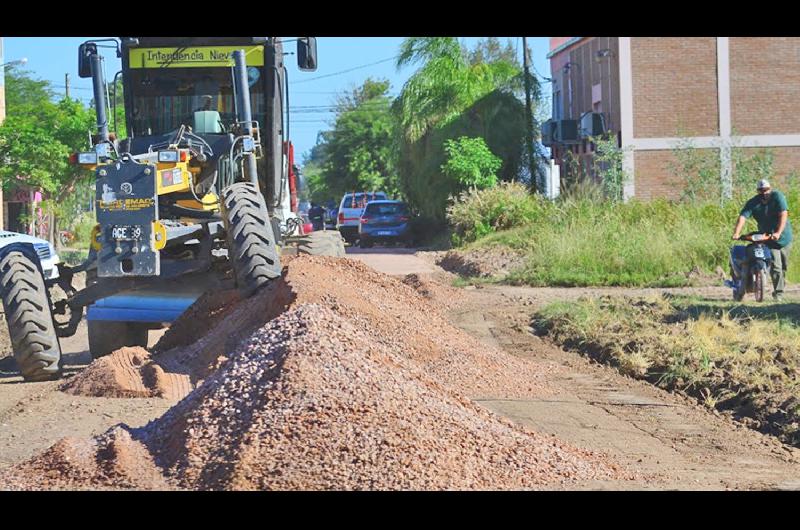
[{"left": 0, "top": 37, "right": 343, "bottom": 381}]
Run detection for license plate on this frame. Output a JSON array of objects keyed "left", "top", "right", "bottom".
[
  {"left": 111, "top": 225, "right": 144, "bottom": 240},
  {"left": 754, "top": 247, "right": 766, "bottom": 258},
  {"left": 376, "top": 231, "right": 394, "bottom": 236}
]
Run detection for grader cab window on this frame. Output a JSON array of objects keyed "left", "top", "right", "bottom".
[{"left": 128, "top": 67, "right": 266, "bottom": 137}]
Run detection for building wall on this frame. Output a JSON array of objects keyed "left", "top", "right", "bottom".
[
  {"left": 735, "top": 146, "right": 800, "bottom": 186},
  {"left": 550, "top": 37, "right": 800, "bottom": 200},
  {"left": 631, "top": 37, "right": 719, "bottom": 138},
  {"left": 550, "top": 37, "right": 620, "bottom": 131},
  {"left": 633, "top": 149, "right": 717, "bottom": 201},
  {"left": 730, "top": 38, "right": 800, "bottom": 136}
]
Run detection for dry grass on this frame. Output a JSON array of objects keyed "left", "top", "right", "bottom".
[{"left": 534, "top": 295, "right": 800, "bottom": 446}]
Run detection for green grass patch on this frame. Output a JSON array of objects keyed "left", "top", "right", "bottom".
[
  {"left": 447, "top": 183, "right": 800, "bottom": 287},
  {"left": 534, "top": 295, "right": 800, "bottom": 446},
  {"left": 450, "top": 274, "right": 503, "bottom": 288},
  {"left": 59, "top": 248, "right": 87, "bottom": 266}
]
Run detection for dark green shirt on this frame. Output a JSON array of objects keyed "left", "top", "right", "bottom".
[{"left": 740, "top": 189, "right": 793, "bottom": 248}]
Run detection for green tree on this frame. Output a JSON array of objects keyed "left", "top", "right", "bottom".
[
  {"left": 393, "top": 37, "right": 519, "bottom": 143},
  {"left": 0, "top": 68, "right": 96, "bottom": 243},
  {"left": 441, "top": 136, "right": 501, "bottom": 189},
  {"left": 302, "top": 132, "right": 332, "bottom": 203},
  {"left": 467, "top": 37, "right": 518, "bottom": 66},
  {"left": 311, "top": 78, "right": 399, "bottom": 200},
  {"left": 393, "top": 37, "right": 541, "bottom": 222}
]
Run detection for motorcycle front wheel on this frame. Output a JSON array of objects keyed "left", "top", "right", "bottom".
[{"left": 754, "top": 269, "right": 767, "bottom": 302}]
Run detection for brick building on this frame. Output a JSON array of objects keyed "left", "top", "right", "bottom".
[{"left": 545, "top": 37, "right": 800, "bottom": 199}]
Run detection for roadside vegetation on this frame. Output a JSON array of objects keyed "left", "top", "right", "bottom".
[
  {"left": 446, "top": 135, "right": 799, "bottom": 287},
  {"left": 533, "top": 294, "right": 800, "bottom": 446},
  {"left": 303, "top": 38, "right": 546, "bottom": 243},
  {"left": 0, "top": 65, "right": 99, "bottom": 247}
]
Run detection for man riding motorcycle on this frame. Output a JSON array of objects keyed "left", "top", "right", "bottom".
[{"left": 731, "top": 179, "right": 793, "bottom": 300}]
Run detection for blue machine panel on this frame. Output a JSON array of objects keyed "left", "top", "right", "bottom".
[{"left": 87, "top": 290, "right": 201, "bottom": 323}]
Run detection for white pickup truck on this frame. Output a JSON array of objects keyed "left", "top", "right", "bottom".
[
  {"left": 336, "top": 192, "right": 387, "bottom": 243},
  {"left": 0, "top": 230, "right": 60, "bottom": 279}
]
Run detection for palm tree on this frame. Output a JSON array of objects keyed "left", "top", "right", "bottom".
[{"left": 394, "top": 37, "right": 519, "bottom": 143}]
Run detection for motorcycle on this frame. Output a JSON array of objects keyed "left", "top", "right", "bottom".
[{"left": 726, "top": 232, "right": 774, "bottom": 302}]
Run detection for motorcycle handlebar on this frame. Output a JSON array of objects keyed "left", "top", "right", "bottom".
[{"left": 737, "top": 233, "right": 774, "bottom": 242}]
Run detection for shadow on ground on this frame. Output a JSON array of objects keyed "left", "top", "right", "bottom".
[
  {"left": 674, "top": 301, "right": 800, "bottom": 326},
  {"left": 0, "top": 350, "right": 91, "bottom": 382}
]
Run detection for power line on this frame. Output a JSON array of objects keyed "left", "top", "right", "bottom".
[{"left": 290, "top": 55, "right": 399, "bottom": 85}]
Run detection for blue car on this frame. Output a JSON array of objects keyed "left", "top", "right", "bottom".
[{"left": 358, "top": 200, "right": 413, "bottom": 248}]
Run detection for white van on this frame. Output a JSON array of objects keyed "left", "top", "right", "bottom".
[{"left": 336, "top": 192, "right": 387, "bottom": 243}]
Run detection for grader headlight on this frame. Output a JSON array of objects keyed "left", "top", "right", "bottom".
[
  {"left": 78, "top": 152, "right": 99, "bottom": 165},
  {"left": 158, "top": 150, "right": 180, "bottom": 163}
]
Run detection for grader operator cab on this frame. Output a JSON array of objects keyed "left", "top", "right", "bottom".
[{"left": 0, "top": 37, "right": 343, "bottom": 382}]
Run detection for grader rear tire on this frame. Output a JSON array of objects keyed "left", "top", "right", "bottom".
[
  {"left": 222, "top": 182, "right": 283, "bottom": 297},
  {"left": 0, "top": 248, "right": 62, "bottom": 381},
  {"left": 296, "top": 231, "right": 346, "bottom": 258}
]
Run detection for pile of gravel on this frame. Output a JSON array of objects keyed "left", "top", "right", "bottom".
[{"left": 2, "top": 303, "right": 627, "bottom": 490}]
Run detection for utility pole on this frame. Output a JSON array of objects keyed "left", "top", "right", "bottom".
[
  {"left": 65, "top": 73, "right": 70, "bottom": 99},
  {"left": 522, "top": 36, "right": 538, "bottom": 193}
]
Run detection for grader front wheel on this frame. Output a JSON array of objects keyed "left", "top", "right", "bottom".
[
  {"left": 0, "top": 247, "right": 62, "bottom": 381},
  {"left": 222, "top": 182, "right": 283, "bottom": 297}
]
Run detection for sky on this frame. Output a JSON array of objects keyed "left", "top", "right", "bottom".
[{"left": 2, "top": 36, "right": 552, "bottom": 161}]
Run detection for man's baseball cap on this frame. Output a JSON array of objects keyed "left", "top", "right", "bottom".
[{"left": 757, "top": 179, "right": 771, "bottom": 190}]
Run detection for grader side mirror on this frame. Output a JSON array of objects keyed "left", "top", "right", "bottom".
[
  {"left": 297, "top": 37, "right": 317, "bottom": 71},
  {"left": 78, "top": 43, "right": 97, "bottom": 79}
]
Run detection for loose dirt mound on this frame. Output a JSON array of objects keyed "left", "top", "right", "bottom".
[
  {"left": 2, "top": 427, "right": 172, "bottom": 490},
  {"left": 436, "top": 247, "right": 526, "bottom": 278},
  {"left": 64, "top": 256, "right": 551, "bottom": 401},
  {"left": 60, "top": 274, "right": 295, "bottom": 400},
  {"left": 61, "top": 347, "right": 191, "bottom": 400},
  {"left": 401, "top": 273, "right": 464, "bottom": 310},
  {"left": 153, "top": 289, "right": 241, "bottom": 353},
  {"left": 2, "top": 304, "right": 627, "bottom": 490}
]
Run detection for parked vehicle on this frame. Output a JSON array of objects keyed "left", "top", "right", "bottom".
[
  {"left": 0, "top": 230, "right": 60, "bottom": 279},
  {"left": 726, "top": 232, "right": 774, "bottom": 302},
  {"left": 324, "top": 200, "right": 338, "bottom": 230},
  {"left": 358, "top": 200, "right": 413, "bottom": 249},
  {"left": 337, "top": 191, "right": 387, "bottom": 243}
]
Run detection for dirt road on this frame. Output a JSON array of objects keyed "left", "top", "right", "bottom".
[
  {"left": 353, "top": 247, "right": 800, "bottom": 490},
  {"left": 0, "top": 322, "right": 171, "bottom": 469},
  {"left": 0, "top": 246, "right": 798, "bottom": 488}
]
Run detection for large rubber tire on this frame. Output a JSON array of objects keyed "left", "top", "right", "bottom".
[
  {"left": 296, "top": 231, "right": 346, "bottom": 257},
  {"left": 0, "top": 249, "right": 62, "bottom": 381},
  {"left": 88, "top": 320, "right": 149, "bottom": 359},
  {"left": 222, "top": 182, "right": 282, "bottom": 297},
  {"left": 754, "top": 269, "right": 766, "bottom": 302}
]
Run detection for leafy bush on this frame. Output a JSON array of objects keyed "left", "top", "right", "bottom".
[
  {"left": 446, "top": 182, "right": 544, "bottom": 243},
  {"left": 68, "top": 211, "right": 96, "bottom": 249},
  {"left": 441, "top": 136, "right": 501, "bottom": 190},
  {"left": 446, "top": 182, "right": 800, "bottom": 286},
  {"left": 445, "top": 143, "right": 800, "bottom": 287}
]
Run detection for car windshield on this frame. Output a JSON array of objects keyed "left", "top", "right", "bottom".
[
  {"left": 344, "top": 193, "right": 386, "bottom": 208},
  {"left": 365, "top": 203, "right": 408, "bottom": 215}
]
